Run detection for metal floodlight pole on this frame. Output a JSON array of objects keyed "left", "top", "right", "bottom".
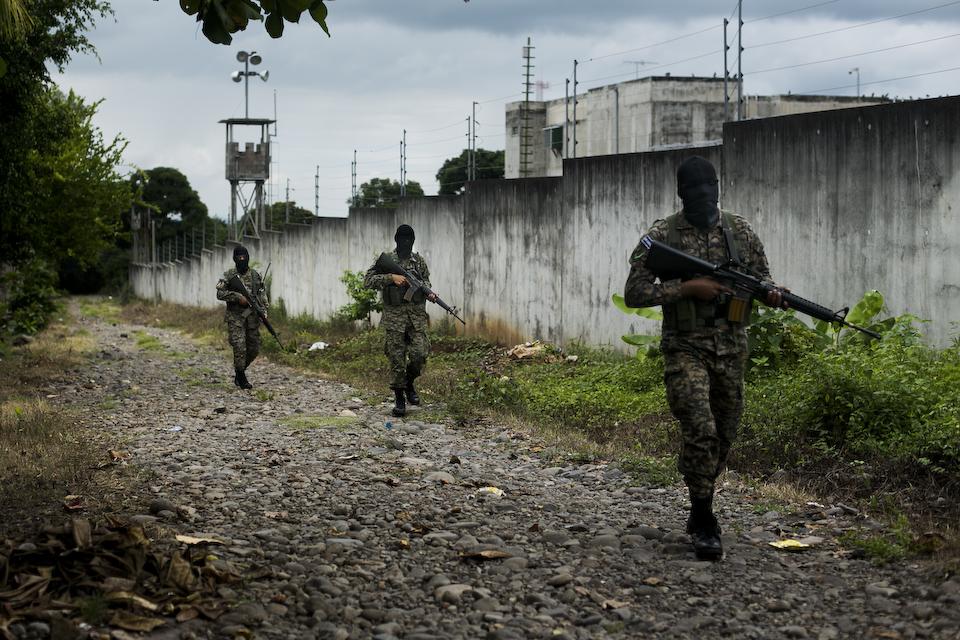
[
  {"left": 315, "top": 165, "right": 319, "bottom": 217},
  {"left": 471, "top": 101, "right": 478, "bottom": 181},
  {"left": 285, "top": 179, "right": 291, "bottom": 224},
  {"left": 849, "top": 67, "right": 860, "bottom": 98}
]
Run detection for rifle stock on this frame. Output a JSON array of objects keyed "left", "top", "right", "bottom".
[
  {"left": 375, "top": 253, "right": 466, "bottom": 325},
  {"left": 641, "top": 235, "right": 880, "bottom": 339}
]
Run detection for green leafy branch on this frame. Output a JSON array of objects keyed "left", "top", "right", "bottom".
[
  {"left": 179, "top": 0, "right": 330, "bottom": 45},
  {"left": 612, "top": 293, "right": 663, "bottom": 358}
]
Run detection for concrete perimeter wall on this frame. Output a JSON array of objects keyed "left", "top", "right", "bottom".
[{"left": 132, "top": 96, "right": 960, "bottom": 348}]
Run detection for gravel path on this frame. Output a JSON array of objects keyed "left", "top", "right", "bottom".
[{"left": 45, "top": 306, "right": 960, "bottom": 640}]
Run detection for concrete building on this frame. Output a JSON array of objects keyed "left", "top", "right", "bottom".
[{"left": 505, "top": 75, "right": 889, "bottom": 178}]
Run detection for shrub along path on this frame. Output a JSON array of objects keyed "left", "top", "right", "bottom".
[{"left": 9, "top": 301, "right": 960, "bottom": 640}]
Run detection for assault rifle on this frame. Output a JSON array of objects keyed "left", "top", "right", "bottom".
[
  {"left": 375, "top": 253, "right": 466, "bottom": 325},
  {"left": 229, "top": 272, "right": 285, "bottom": 349},
  {"left": 640, "top": 235, "right": 881, "bottom": 339}
]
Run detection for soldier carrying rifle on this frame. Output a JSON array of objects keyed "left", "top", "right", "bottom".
[
  {"left": 216, "top": 245, "right": 269, "bottom": 389},
  {"left": 624, "top": 156, "right": 788, "bottom": 561}
]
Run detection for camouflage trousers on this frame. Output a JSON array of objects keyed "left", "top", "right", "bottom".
[
  {"left": 225, "top": 312, "right": 261, "bottom": 371},
  {"left": 382, "top": 304, "right": 430, "bottom": 389},
  {"left": 663, "top": 336, "right": 747, "bottom": 499}
]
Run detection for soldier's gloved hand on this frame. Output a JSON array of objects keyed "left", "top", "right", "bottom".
[
  {"left": 764, "top": 285, "right": 790, "bottom": 309},
  {"left": 390, "top": 274, "right": 407, "bottom": 286},
  {"left": 427, "top": 292, "right": 438, "bottom": 302},
  {"left": 680, "top": 278, "right": 733, "bottom": 301},
  {"left": 238, "top": 295, "right": 249, "bottom": 306}
]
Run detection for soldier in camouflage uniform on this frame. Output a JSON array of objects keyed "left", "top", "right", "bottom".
[
  {"left": 363, "top": 224, "right": 437, "bottom": 417},
  {"left": 624, "top": 156, "right": 785, "bottom": 560},
  {"left": 215, "top": 245, "right": 268, "bottom": 390}
]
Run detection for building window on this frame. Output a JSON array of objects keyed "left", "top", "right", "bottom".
[{"left": 543, "top": 125, "right": 563, "bottom": 152}]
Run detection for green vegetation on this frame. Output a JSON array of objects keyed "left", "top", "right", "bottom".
[
  {"left": 134, "top": 330, "right": 163, "bottom": 351},
  {"left": 435, "top": 148, "right": 505, "bottom": 195},
  {"left": 280, "top": 415, "right": 360, "bottom": 430},
  {"left": 334, "top": 270, "right": 382, "bottom": 323},
  {"left": 179, "top": 0, "right": 330, "bottom": 45}
]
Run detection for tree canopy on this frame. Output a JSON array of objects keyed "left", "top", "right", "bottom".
[
  {"left": 435, "top": 149, "right": 505, "bottom": 196},
  {"left": 352, "top": 178, "right": 424, "bottom": 209},
  {"left": 266, "top": 200, "right": 314, "bottom": 227},
  {"left": 180, "top": 0, "right": 330, "bottom": 45},
  {"left": 132, "top": 167, "right": 209, "bottom": 241}
]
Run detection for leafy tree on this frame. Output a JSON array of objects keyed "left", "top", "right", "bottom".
[
  {"left": 180, "top": 0, "right": 330, "bottom": 45},
  {"left": 0, "top": 0, "right": 114, "bottom": 266},
  {"left": 435, "top": 148, "right": 504, "bottom": 195},
  {"left": 265, "top": 200, "right": 314, "bottom": 227},
  {"left": 132, "top": 167, "right": 209, "bottom": 243},
  {"left": 15, "top": 88, "right": 131, "bottom": 270},
  {"left": 352, "top": 178, "right": 424, "bottom": 209}
]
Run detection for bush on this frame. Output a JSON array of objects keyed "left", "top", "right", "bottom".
[
  {"left": 1, "top": 259, "right": 59, "bottom": 336},
  {"left": 334, "top": 270, "right": 381, "bottom": 323}
]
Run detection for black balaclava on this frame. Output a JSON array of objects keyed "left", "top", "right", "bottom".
[
  {"left": 677, "top": 156, "right": 720, "bottom": 229},
  {"left": 395, "top": 224, "right": 415, "bottom": 259},
  {"left": 233, "top": 245, "right": 250, "bottom": 274}
]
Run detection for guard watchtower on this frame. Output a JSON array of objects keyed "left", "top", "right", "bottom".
[{"left": 221, "top": 117, "right": 274, "bottom": 240}]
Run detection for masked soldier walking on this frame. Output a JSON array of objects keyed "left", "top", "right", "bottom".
[
  {"left": 364, "top": 224, "right": 437, "bottom": 417},
  {"left": 216, "top": 245, "right": 268, "bottom": 389},
  {"left": 624, "top": 156, "right": 785, "bottom": 560}
]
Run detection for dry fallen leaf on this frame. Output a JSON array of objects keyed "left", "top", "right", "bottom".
[
  {"left": 109, "top": 611, "right": 166, "bottom": 632},
  {"left": 175, "top": 534, "right": 224, "bottom": 546},
  {"left": 642, "top": 576, "right": 663, "bottom": 586},
  {"left": 769, "top": 539, "right": 811, "bottom": 552},
  {"left": 460, "top": 549, "right": 513, "bottom": 561},
  {"left": 108, "top": 449, "right": 131, "bottom": 462},
  {"left": 105, "top": 591, "right": 160, "bottom": 612},
  {"left": 602, "top": 598, "right": 630, "bottom": 610},
  {"left": 62, "top": 495, "right": 85, "bottom": 511},
  {"left": 176, "top": 607, "right": 200, "bottom": 623}
]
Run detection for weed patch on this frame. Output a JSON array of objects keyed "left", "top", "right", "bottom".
[
  {"left": 280, "top": 415, "right": 360, "bottom": 430},
  {"left": 134, "top": 330, "right": 163, "bottom": 351}
]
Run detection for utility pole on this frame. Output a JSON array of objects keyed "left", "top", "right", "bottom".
[
  {"left": 314, "top": 165, "right": 319, "bottom": 217},
  {"left": 465, "top": 117, "right": 473, "bottom": 183},
  {"left": 471, "top": 101, "right": 478, "bottom": 182},
  {"left": 351, "top": 149, "right": 357, "bottom": 206},
  {"left": 723, "top": 18, "right": 730, "bottom": 122},
  {"left": 572, "top": 59, "right": 578, "bottom": 159},
  {"left": 520, "top": 37, "right": 535, "bottom": 177},
  {"left": 564, "top": 78, "right": 570, "bottom": 159},
  {"left": 285, "top": 178, "right": 290, "bottom": 224},
  {"left": 400, "top": 130, "right": 407, "bottom": 198},
  {"left": 737, "top": 0, "right": 744, "bottom": 121}
]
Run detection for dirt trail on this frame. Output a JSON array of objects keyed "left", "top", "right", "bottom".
[{"left": 26, "top": 304, "right": 960, "bottom": 639}]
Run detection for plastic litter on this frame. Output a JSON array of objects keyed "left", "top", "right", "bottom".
[
  {"left": 167, "top": 426, "right": 183, "bottom": 432},
  {"left": 309, "top": 341, "right": 329, "bottom": 351},
  {"left": 475, "top": 486, "right": 505, "bottom": 498},
  {"left": 385, "top": 421, "right": 394, "bottom": 430}
]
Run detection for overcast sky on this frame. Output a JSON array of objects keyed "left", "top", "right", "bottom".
[{"left": 55, "top": 0, "right": 960, "bottom": 219}]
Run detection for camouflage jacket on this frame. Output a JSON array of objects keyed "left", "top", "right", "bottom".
[
  {"left": 625, "top": 210, "right": 772, "bottom": 346},
  {"left": 363, "top": 251, "right": 431, "bottom": 307},
  {"left": 216, "top": 267, "right": 267, "bottom": 318}
]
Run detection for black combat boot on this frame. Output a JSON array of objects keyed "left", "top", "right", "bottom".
[
  {"left": 235, "top": 368, "right": 253, "bottom": 390},
  {"left": 391, "top": 388, "right": 406, "bottom": 417},
  {"left": 405, "top": 367, "right": 421, "bottom": 406},
  {"left": 688, "top": 495, "right": 723, "bottom": 561}
]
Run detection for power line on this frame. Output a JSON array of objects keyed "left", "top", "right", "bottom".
[
  {"left": 750, "top": 0, "right": 960, "bottom": 50},
  {"left": 478, "top": 92, "right": 523, "bottom": 104},
  {"left": 747, "top": 0, "right": 842, "bottom": 24},
  {"left": 581, "top": 49, "right": 722, "bottom": 85},
  {"left": 798, "top": 64, "right": 960, "bottom": 94},
  {"left": 406, "top": 119, "right": 468, "bottom": 134},
  {"left": 748, "top": 32, "right": 960, "bottom": 75},
  {"left": 583, "top": 24, "right": 721, "bottom": 63}
]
